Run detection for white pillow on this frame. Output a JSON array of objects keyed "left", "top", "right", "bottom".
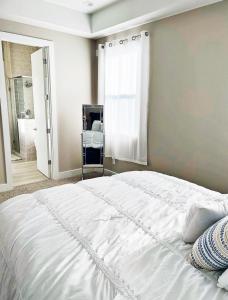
[
  {"left": 183, "top": 203, "right": 227, "bottom": 244},
  {"left": 92, "top": 120, "right": 101, "bottom": 131},
  {"left": 218, "top": 269, "right": 228, "bottom": 290}
]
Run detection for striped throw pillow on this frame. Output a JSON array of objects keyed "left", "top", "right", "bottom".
[{"left": 188, "top": 216, "right": 228, "bottom": 271}]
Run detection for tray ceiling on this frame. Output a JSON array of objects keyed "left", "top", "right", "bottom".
[
  {"left": 44, "top": 0, "right": 120, "bottom": 13},
  {"left": 0, "top": 0, "right": 223, "bottom": 38}
]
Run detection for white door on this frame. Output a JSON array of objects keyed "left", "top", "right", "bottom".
[{"left": 31, "top": 48, "right": 50, "bottom": 177}]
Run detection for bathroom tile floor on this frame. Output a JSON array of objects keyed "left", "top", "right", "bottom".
[{"left": 12, "top": 160, "right": 48, "bottom": 187}]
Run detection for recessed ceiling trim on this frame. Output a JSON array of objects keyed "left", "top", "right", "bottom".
[
  {"left": 91, "top": 0, "right": 223, "bottom": 34},
  {"left": 44, "top": 0, "right": 120, "bottom": 13},
  {"left": 0, "top": 0, "right": 224, "bottom": 39},
  {"left": 0, "top": 0, "right": 91, "bottom": 36}
]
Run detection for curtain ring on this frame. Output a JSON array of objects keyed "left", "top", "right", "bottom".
[
  {"left": 119, "top": 40, "right": 123, "bottom": 44},
  {"left": 109, "top": 43, "right": 112, "bottom": 47},
  {"left": 132, "top": 36, "right": 136, "bottom": 41}
]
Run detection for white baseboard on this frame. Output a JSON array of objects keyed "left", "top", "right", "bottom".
[
  {"left": 104, "top": 169, "right": 117, "bottom": 175},
  {"left": 56, "top": 168, "right": 81, "bottom": 180},
  {"left": 0, "top": 183, "right": 13, "bottom": 193},
  {"left": 56, "top": 168, "right": 117, "bottom": 180}
]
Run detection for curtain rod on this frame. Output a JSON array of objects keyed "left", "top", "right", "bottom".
[{"left": 102, "top": 31, "right": 149, "bottom": 48}]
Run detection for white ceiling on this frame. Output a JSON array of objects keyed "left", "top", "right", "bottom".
[
  {"left": 0, "top": 0, "right": 223, "bottom": 38},
  {"left": 44, "top": 0, "right": 120, "bottom": 13}
]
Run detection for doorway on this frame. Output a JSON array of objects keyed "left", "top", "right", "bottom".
[
  {"left": 2, "top": 42, "right": 50, "bottom": 186},
  {"left": 0, "top": 32, "right": 59, "bottom": 191}
]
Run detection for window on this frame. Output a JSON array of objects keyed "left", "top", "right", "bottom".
[{"left": 98, "top": 32, "right": 150, "bottom": 165}]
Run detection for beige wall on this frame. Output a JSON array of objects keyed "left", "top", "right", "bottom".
[
  {"left": 0, "top": 107, "right": 6, "bottom": 183},
  {"left": 98, "top": 1, "right": 228, "bottom": 193},
  {"left": 0, "top": 19, "right": 96, "bottom": 182},
  {"left": 3, "top": 42, "right": 39, "bottom": 77}
]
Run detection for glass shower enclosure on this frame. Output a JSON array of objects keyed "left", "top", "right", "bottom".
[{"left": 8, "top": 76, "right": 34, "bottom": 153}]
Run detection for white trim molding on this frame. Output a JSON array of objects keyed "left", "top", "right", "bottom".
[
  {"left": 104, "top": 169, "right": 117, "bottom": 176},
  {"left": 0, "top": 31, "right": 59, "bottom": 192},
  {"left": 57, "top": 168, "right": 117, "bottom": 180},
  {"left": 57, "top": 168, "right": 82, "bottom": 180}
]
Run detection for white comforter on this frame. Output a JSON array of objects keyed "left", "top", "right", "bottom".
[{"left": 0, "top": 171, "right": 228, "bottom": 300}]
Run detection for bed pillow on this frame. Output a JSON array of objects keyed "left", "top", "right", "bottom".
[
  {"left": 218, "top": 269, "right": 228, "bottom": 290},
  {"left": 92, "top": 120, "right": 101, "bottom": 131},
  {"left": 188, "top": 216, "right": 228, "bottom": 271},
  {"left": 183, "top": 203, "right": 226, "bottom": 243}
]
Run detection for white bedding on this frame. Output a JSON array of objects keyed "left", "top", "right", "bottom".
[{"left": 0, "top": 171, "right": 228, "bottom": 300}]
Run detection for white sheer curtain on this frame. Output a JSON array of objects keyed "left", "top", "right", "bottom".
[{"left": 98, "top": 32, "right": 150, "bottom": 165}]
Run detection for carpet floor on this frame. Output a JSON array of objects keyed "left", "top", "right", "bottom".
[{"left": 0, "top": 176, "right": 81, "bottom": 204}]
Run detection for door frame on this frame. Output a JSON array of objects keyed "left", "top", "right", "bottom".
[{"left": 0, "top": 32, "right": 59, "bottom": 192}]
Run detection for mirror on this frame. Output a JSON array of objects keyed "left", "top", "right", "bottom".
[
  {"left": 82, "top": 105, "right": 104, "bottom": 179},
  {"left": 83, "top": 105, "right": 103, "bottom": 131}
]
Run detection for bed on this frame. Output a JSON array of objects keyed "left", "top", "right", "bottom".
[{"left": 0, "top": 171, "right": 228, "bottom": 300}]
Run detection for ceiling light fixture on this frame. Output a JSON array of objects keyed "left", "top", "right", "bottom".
[{"left": 83, "top": 0, "right": 94, "bottom": 7}]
